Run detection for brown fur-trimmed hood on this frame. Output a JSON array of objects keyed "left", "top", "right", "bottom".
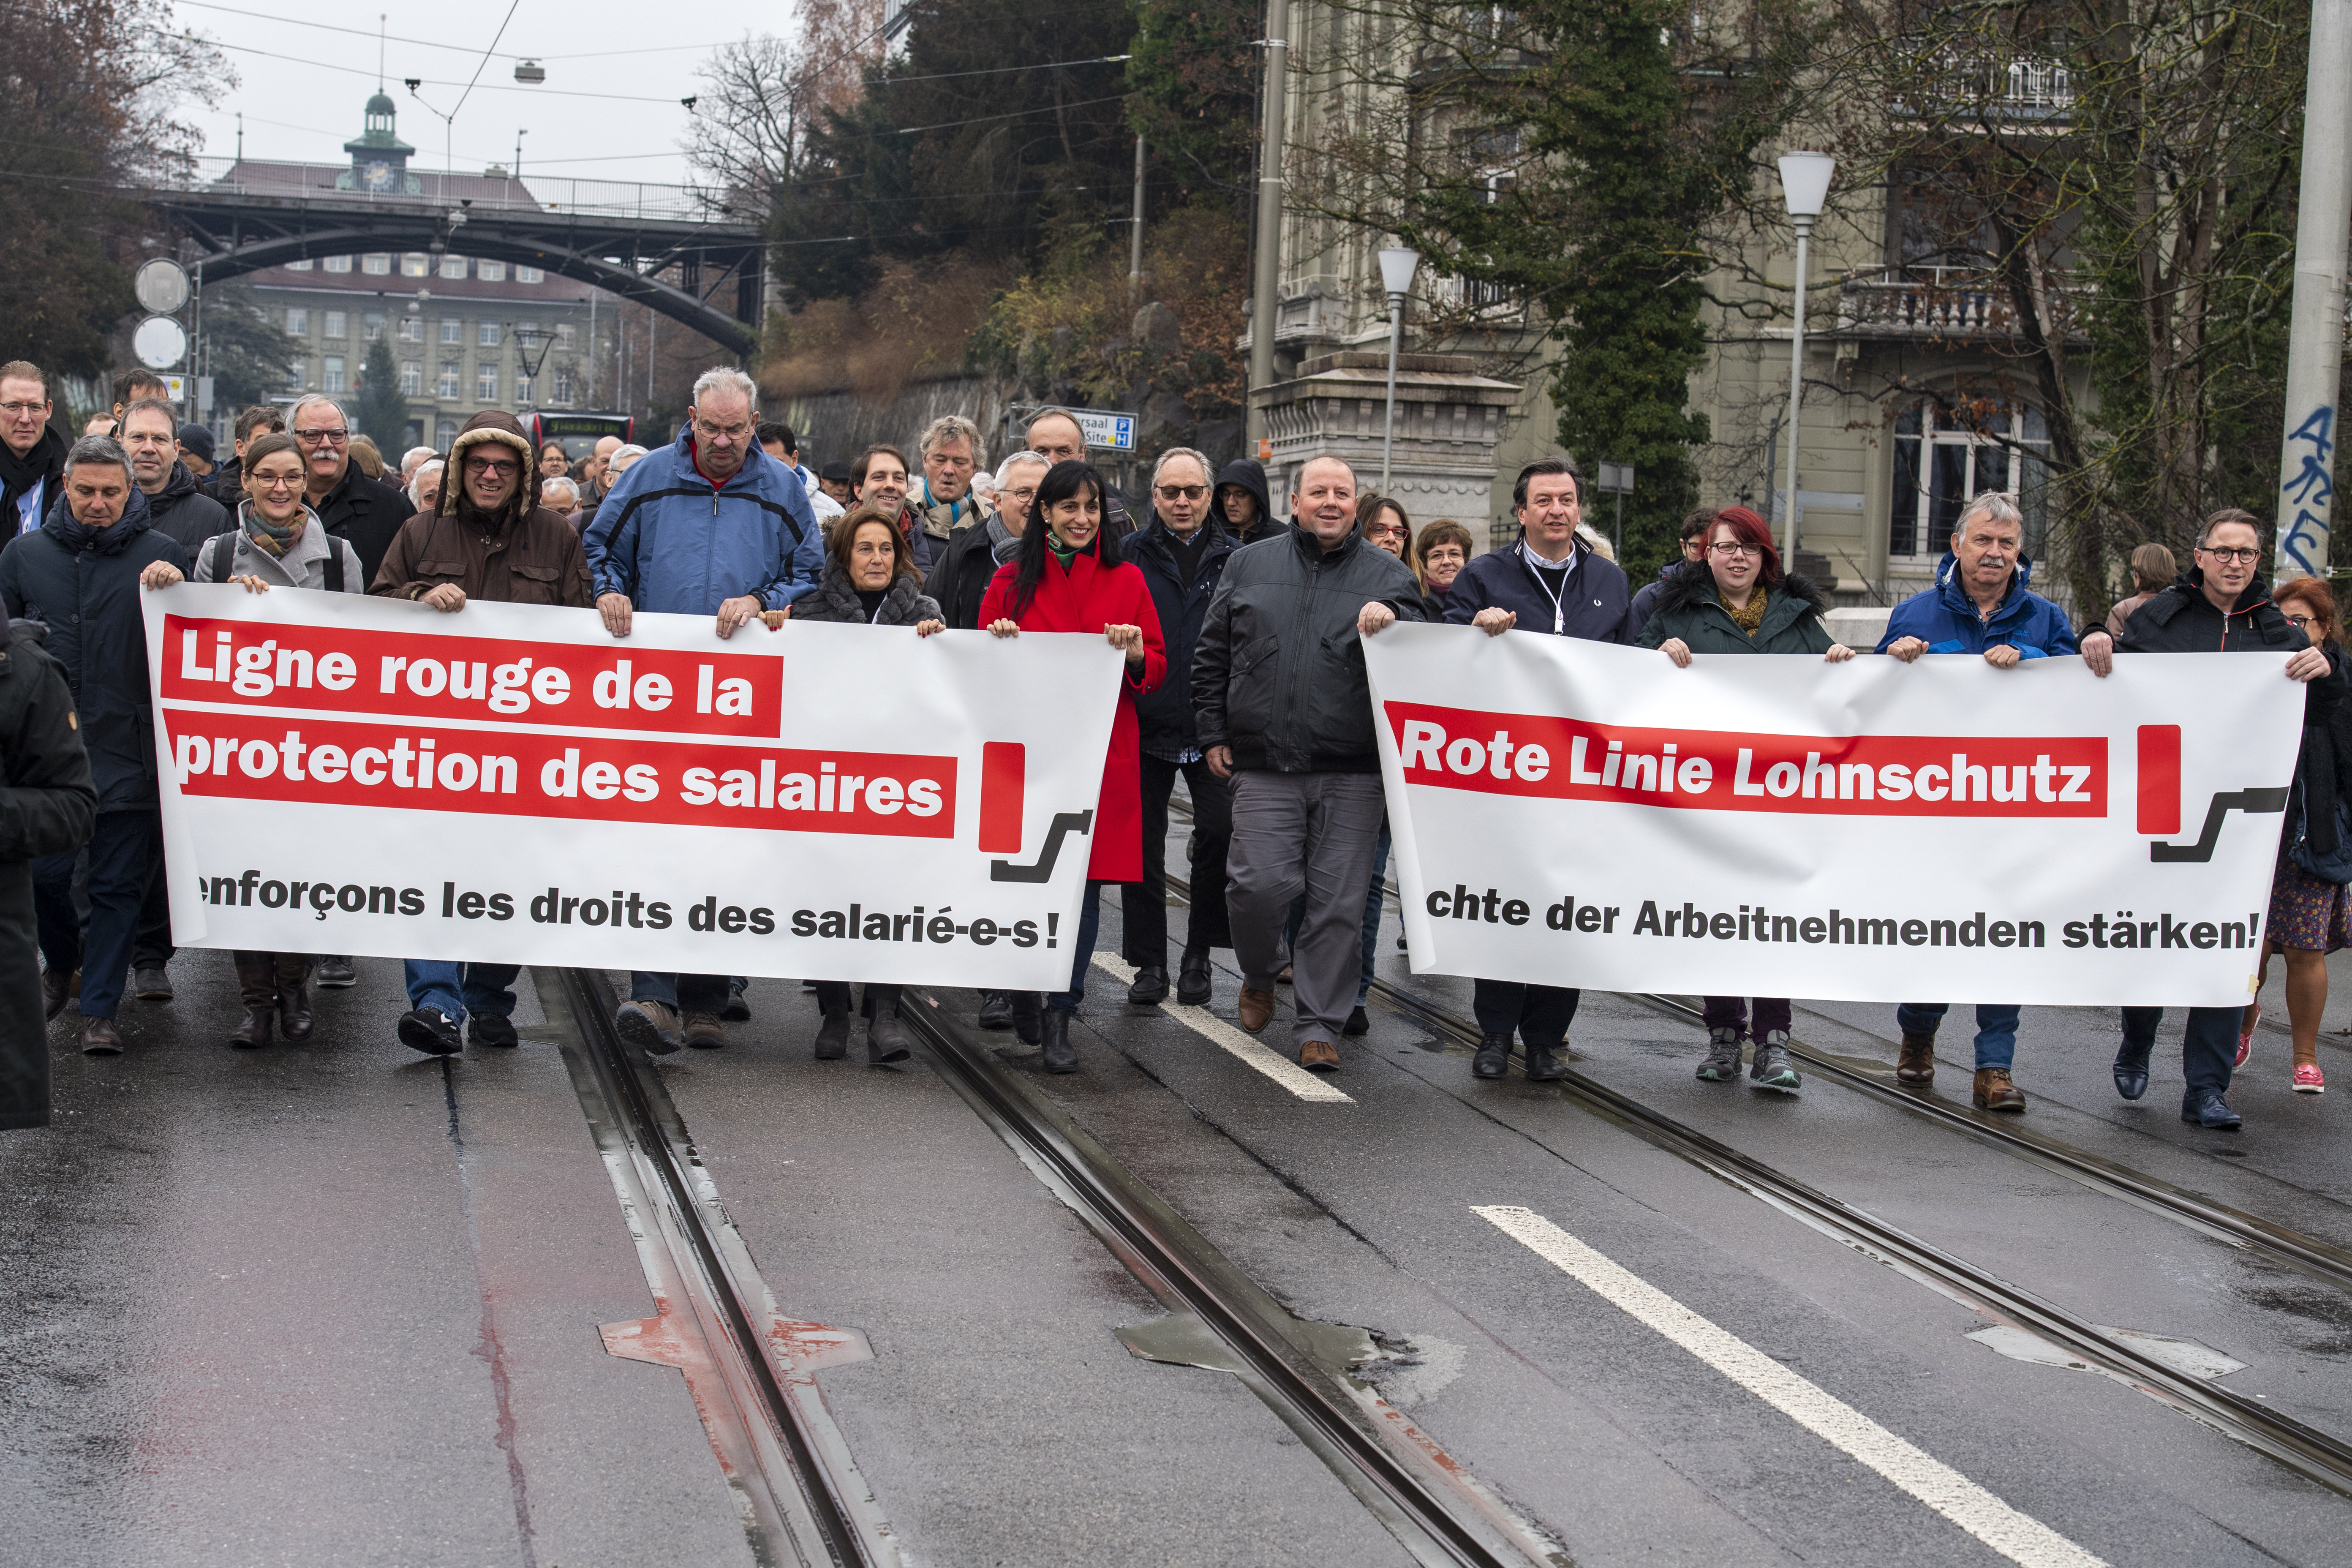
[{"left": 436, "top": 410, "right": 539, "bottom": 522}]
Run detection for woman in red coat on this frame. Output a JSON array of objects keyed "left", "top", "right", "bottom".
[{"left": 980, "top": 460, "right": 1167, "bottom": 1073}]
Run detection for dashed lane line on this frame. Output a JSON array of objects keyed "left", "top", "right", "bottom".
[
  {"left": 1089, "top": 955, "right": 1355, "bottom": 1104},
  {"left": 1474, "top": 1204, "right": 2109, "bottom": 1568}
]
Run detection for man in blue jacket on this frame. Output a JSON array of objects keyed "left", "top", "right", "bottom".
[
  {"left": 1875, "top": 491, "right": 2077, "bottom": 1113},
  {"left": 1447, "top": 459, "right": 1636, "bottom": 1081},
  {"left": 584, "top": 367, "right": 822, "bottom": 1055}
]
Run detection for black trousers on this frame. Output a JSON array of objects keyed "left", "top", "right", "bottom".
[
  {"left": 1123, "top": 752, "right": 1233, "bottom": 964},
  {"left": 133, "top": 842, "right": 174, "bottom": 970},
  {"left": 1471, "top": 978, "right": 1580, "bottom": 1048}
]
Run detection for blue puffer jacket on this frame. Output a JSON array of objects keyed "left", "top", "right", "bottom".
[
  {"left": 584, "top": 430, "right": 821, "bottom": 613},
  {"left": 1875, "top": 551, "right": 2078, "bottom": 659}
]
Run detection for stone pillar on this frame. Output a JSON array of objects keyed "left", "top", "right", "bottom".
[{"left": 1250, "top": 351, "right": 1520, "bottom": 536}]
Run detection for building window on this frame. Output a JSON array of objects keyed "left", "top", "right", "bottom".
[
  {"left": 436, "top": 416, "right": 460, "bottom": 447},
  {"left": 1888, "top": 400, "right": 2051, "bottom": 562},
  {"left": 440, "top": 318, "right": 462, "bottom": 345},
  {"left": 397, "top": 315, "right": 422, "bottom": 342},
  {"left": 440, "top": 255, "right": 468, "bottom": 280},
  {"left": 514, "top": 372, "right": 532, "bottom": 403},
  {"left": 516, "top": 265, "right": 544, "bottom": 283},
  {"left": 401, "top": 253, "right": 430, "bottom": 278},
  {"left": 285, "top": 259, "right": 313, "bottom": 272},
  {"left": 478, "top": 260, "right": 507, "bottom": 282},
  {"left": 324, "top": 256, "right": 353, "bottom": 274},
  {"left": 363, "top": 253, "right": 392, "bottom": 275},
  {"left": 438, "top": 362, "right": 460, "bottom": 399},
  {"left": 551, "top": 368, "right": 574, "bottom": 404},
  {"left": 478, "top": 321, "right": 501, "bottom": 347},
  {"left": 284, "top": 359, "right": 304, "bottom": 390},
  {"left": 323, "top": 355, "right": 346, "bottom": 394},
  {"left": 555, "top": 323, "right": 575, "bottom": 349},
  {"left": 324, "top": 311, "right": 346, "bottom": 339},
  {"left": 476, "top": 365, "right": 498, "bottom": 400},
  {"left": 364, "top": 313, "right": 384, "bottom": 341},
  {"left": 283, "top": 308, "right": 307, "bottom": 336},
  {"left": 400, "top": 360, "right": 422, "bottom": 395}
]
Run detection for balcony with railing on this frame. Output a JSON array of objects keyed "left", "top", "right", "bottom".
[
  {"left": 1895, "top": 51, "right": 2075, "bottom": 124},
  {"left": 1427, "top": 273, "right": 1526, "bottom": 326},
  {"left": 1837, "top": 265, "right": 2086, "bottom": 344}
]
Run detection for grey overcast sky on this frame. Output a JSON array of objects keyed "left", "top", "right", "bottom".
[{"left": 174, "top": 0, "right": 770, "bottom": 189}]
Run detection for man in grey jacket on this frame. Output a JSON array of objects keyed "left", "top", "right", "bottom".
[{"left": 1192, "top": 455, "right": 1424, "bottom": 1071}]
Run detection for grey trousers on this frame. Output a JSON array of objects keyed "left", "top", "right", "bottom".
[{"left": 1226, "top": 770, "right": 1386, "bottom": 1048}]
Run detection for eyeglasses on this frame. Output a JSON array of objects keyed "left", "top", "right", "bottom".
[
  {"left": 1156, "top": 484, "right": 1208, "bottom": 501},
  {"left": 2199, "top": 545, "right": 2262, "bottom": 563},
  {"left": 464, "top": 457, "right": 520, "bottom": 477},
  {"left": 1709, "top": 542, "right": 1761, "bottom": 558},
  {"left": 1367, "top": 523, "right": 1405, "bottom": 539},
  {"left": 0, "top": 401, "right": 48, "bottom": 417},
  {"left": 252, "top": 474, "right": 302, "bottom": 491},
  {"left": 1003, "top": 485, "right": 1039, "bottom": 501},
  {"left": 694, "top": 419, "right": 749, "bottom": 442},
  {"left": 2286, "top": 613, "right": 2319, "bottom": 628},
  {"left": 293, "top": 427, "right": 349, "bottom": 445}
]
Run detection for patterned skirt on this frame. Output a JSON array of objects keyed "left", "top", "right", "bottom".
[{"left": 2267, "top": 840, "right": 2352, "bottom": 953}]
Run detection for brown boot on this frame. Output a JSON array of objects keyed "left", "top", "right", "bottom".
[
  {"left": 1973, "top": 1066, "right": 2025, "bottom": 1112},
  {"left": 1237, "top": 985, "right": 1277, "bottom": 1035},
  {"left": 274, "top": 954, "right": 314, "bottom": 1042},
  {"left": 1896, "top": 1031, "right": 1935, "bottom": 1084},
  {"left": 77, "top": 1015, "right": 123, "bottom": 1055},
  {"left": 231, "top": 954, "right": 278, "bottom": 1048}
]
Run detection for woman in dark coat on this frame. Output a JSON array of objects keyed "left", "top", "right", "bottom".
[
  {"left": 2255, "top": 574, "right": 2352, "bottom": 1093},
  {"left": 792, "top": 504, "right": 945, "bottom": 1063},
  {"left": 1637, "top": 504, "right": 1854, "bottom": 1092},
  {"left": 1411, "top": 518, "right": 1473, "bottom": 622}
]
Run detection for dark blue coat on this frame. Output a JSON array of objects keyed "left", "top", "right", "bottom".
[
  {"left": 1125, "top": 517, "right": 1236, "bottom": 757},
  {"left": 0, "top": 488, "right": 188, "bottom": 811},
  {"left": 1628, "top": 558, "right": 1696, "bottom": 634},
  {"left": 1443, "top": 534, "right": 1639, "bottom": 642},
  {"left": 1875, "top": 551, "right": 2077, "bottom": 659}
]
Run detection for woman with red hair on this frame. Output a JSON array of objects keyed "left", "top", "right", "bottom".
[{"left": 1636, "top": 505, "right": 1854, "bottom": 1091}]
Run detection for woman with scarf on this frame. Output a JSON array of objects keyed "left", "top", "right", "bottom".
[{"left": 979, "top": 460, "right": 1166, "bottom": 1074}]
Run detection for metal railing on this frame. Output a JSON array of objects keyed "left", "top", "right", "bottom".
[
  {"left": 1897, "top": 50, "right": 2076, "bottom": 120},
  {"left": 1838, "top": 265, "right": 2083, "bottom": 340},
  {"left": 1428, "top": 274, "right": 1525, "bottom": 323},
  {"left": 151, "top": 156, "right": 759, "bottom": 226}
]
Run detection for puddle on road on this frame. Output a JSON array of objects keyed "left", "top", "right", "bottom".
[{"left": 1967, "top": 1322, "right": 2248, "bottom": 1381}]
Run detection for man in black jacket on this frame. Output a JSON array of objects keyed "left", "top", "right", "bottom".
[
  {"left": 120, "top": 397, "right": 229, "bottom": 555},
  {"left": 1122, "top": 447, "right": 1239, "bottom": 1005},
  {"left": 2085, "top": 508, "right": 2337, "bottom": 1130},
  {"left": 1211, "top": 457, "right": 1285, "bottom": 547},
  {"left": 0, "top": 437, "right": 188, "bottom": 1054},
  {"left": 1448, "top": 459, "right": 1639, "bottom": 1081},
  {"left": 1194, "top": 455, "right": 1423, "bottom": 1071},
  {"left": 290, "top": 394, "right": 414, "bottom": 588},
  {"left": 0, "top": 361, "right": 68, "bottom": 542},
  {"left": 0, "top": 610, "right": 97, "bottom": 1128}
]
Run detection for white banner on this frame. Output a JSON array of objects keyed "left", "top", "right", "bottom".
[
  {"left": 144, "top": 585, "right": 1122, "bottom": 985},
  {"left": 1366, "top": 626, "right": 2308, "bottom": 1007}
]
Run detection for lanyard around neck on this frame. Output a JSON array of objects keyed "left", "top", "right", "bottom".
[{"left": 1522, "top": 540, "right": 1574, "bottom": 633}]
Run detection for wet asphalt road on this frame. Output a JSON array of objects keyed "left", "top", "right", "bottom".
[{"left": 3, "top": 847, "right": 2351, "bottom": 1565}]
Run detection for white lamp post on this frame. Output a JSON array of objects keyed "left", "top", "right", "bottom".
[
  {"left": 1377, "top": 245, "right": 1420, "bottom": 494},
  {"left": 1775, "top": 152, "right": 1835, "bottom": 570}
]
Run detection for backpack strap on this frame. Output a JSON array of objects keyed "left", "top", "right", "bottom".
[
  {"left": 324, "top": 539, "right": 344, "bottom": 593},
  {"left": 208, "top": 531, "right": 236, "bottom": 583}
]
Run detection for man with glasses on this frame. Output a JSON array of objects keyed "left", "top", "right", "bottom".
[
  {"left": 287, "top": 394, "right": 415, "bottom": 588},
  {"left": 118, "top": 397, "right": 227, "bottom": 555},
  {"left": 585, "top": 366, "right": 822, "bottom": 1056},
  {"left": 1875, "top": 492, "right": 2080, "bottom": 1112},
  {"left": 2086, "top": 508, "right": 2338, "bottom": 1130},
  {"left": 1024, "top": 407, "right": 1134, "bottom": 540},
  {"left": 0, "top": 361, "right": 67, "bottom": 542}
]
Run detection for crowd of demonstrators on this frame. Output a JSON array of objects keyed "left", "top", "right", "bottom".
[
  {"left": 761, "top": 422, "right": 843, "bottom": 523},
  {"left": 1640, "top": 505, "right": 1854, "bottom": 1091},
  {"left": 1411, "top": 518, "right": 1472, "bottom": 621},
  {"left": 1121, "top": 447, "right": 1236, "bottom": 1010},
  {"left": 585, "top": 367, "right": 822, "bottom": 1055},
  {"left": 2258, "top": 574, "right": 2351, "bottom": 1094},
  {"left": 914, "top": 416, "right": 991, "bottom": 559},
  {"left": 1, "top": 362, "right": 68, "bottom": 540},
  {"left": 794, "top": 504, "right": 948, "bottom": 1063},
  {"left": 981, "top": 461, "right": 1166, "bottom": 1072}
]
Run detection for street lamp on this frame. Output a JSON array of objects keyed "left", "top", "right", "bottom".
[
  {"left": 1776, "top": 151, "right": 1835, "bottom": 572},
  {"left": 1377, "top": 245, "right": 1420, "bottom": 494}
]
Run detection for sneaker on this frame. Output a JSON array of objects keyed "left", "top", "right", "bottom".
[
  {"left": 132, "top": 964, "right": 173, "bottom": 1001},
  {"left": 2294, "top": 1061, "right": 2326, "bottom": 1094},
  {"left": 615, "top": 999, "right": 683, "bottom": 1055},
  {"left": 398, "top": 1007, "right": 463, "bottom": 1056},
  {"left": 316, "top": 956, "right": 357, "bottom": 988},
  {"left": 1749, "top": 1033, "right": 1801, "bottom": 1092},
  {"left": 468, "top": 1013, "right": 519, "bottom": 1048},
  {"left": 2236, "top": 999, "right": 2259, "bottom": 1068},
  {"left": 721, "top": 982, "right": 752, "bottom": 1023},
  {"left": 682, "top": 1011, "right": 726, "bottom": 1049},
  {"left": 1696, "top": 1027, "right": 1744, "bottom": 1083}
]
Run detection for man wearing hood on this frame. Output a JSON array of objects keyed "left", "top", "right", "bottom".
[
  {"left": 0, "top": 436, "right": 189, "bottom": 1056},
  {"left": 373, "top": 410, "right": 594, "bottom": 1056},
  {"left": 1211, "top": 457, "right": 1285, "bottom": 547},
  {"left": 120, "top": 397, "right": 229, "bottom": 555},
  {"left": 0, "top": 362, "right": 68, "bottom": 542}
]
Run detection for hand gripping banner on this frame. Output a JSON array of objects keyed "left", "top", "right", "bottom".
[
  {"left": 145, "top": 585, "right": 1122, "bottom": 986},
  {"left": 1364, "top": 626, "right": 2309, "bottom": 1007}
]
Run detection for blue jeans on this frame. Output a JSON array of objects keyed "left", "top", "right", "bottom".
[
  {"left": 1896, "top": 1002, "right": 2019, "bottom": 1070},
  {"left": 1355, "top": 826, "right": 1390, "bottom": 1006},
  {"left": 1047, "top": 881, "right": 1105, "bottom": 1014},
  {"left": 33, "top": 809, "right": 152, "bottom": 1021},
  {"left": 631, "top": 972, "right": 730, "bottom": 1015},
  {"left": 2118, "top": 1007, "right": 2238, "bottom": 1102},
  {"left": 405, "top": 960, "right": 520, "bottom": 1024}
]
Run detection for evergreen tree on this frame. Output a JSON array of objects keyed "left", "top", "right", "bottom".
[
  {"left": 352, "top": 337, "right": 408, "bottom": 450},
  {"left": 200, "top": 285, "right": 302, "bottom": 412}
]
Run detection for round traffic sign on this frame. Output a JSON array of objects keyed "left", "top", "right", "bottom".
[
  {"left": 133, "top": 315, "right": 189, "bottom": 371},
  {"left": 133, "top": 258, "right": 191, "bottom": 315}
]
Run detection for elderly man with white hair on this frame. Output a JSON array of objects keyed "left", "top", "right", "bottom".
[
  {"left": 584, "top": 366, "right": 823, "bottom": 1057},
  {"left": 407, "top": 459, "right": 445, "bottom": 516},
  {"left": 400, "top": 445, "right": 437, "bottom": 485},
  {"left": 541, "top": 475, "right": 582, "bottom": 525},
  {"left": 927, "top": 448, "right": 1044, "bottom": 634}
]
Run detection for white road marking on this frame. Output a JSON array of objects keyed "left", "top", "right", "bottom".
[
  {"left": 1091, "top": 954, "right": 1353, "bottom": 1103},
  {"left": 1473, "top": 1205, "right": 2109, "bottom": 1568}
]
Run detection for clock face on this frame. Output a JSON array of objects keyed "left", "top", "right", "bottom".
[{"left": 362, "top": 160, "right": 394, "bottom": 192}]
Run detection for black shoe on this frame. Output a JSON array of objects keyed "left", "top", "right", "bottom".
[
  {"left": 316, "top": 956, "right": 357, "bottom": 988},
  {"left": 1040, "top": 1009, "right": 1079, "bottom": 1073},
  {"left": 1127, "top": 965, "right": 1169, "bottom": 1005},
  {"left": 398, "top": 1007, "right": 462, "bottom": 1056},
  {"left": 41, "top": 966, "right": 74, "bottom": 1022},
  {"left": 1473, "top": 1033, "right": 1511, "bottom": 1079},
  {"left": 1524, "top": 1042, "right": 1568, "bottom": 1081},
  {"left": 2112, "top": 1056, "right": 2151, "bottom": 1102},
  {"left": 1343, "top": 1005, "right": 1370, "bottom": 1036},
  {"left": 978, "top": 990, "right": 1015, "bottom": 1030},
  {"left": 1176, "top": 946, "right": 1212, "bottom": 1006},
  {"left": 721, "top": 982, "right": 751, "bottom": 1023},
  {"left": 133, "top": 964, "right": 172, "bottom": 1001},
  {"left": 814, "top": 1007, "right": 850, "bottom": 1060},
  {"left": 1011, "top": 991, "right": 1043, "bottom": 1046},
  {"left": 2182, "top": 1092, "right": 2243, "bottom": 1130},
  {"left": 468, "top": 1013, "right": 519, "bottom": 1048},
  {"left": 868, "top": 1005, "right": 912, "bottom": 1064}
]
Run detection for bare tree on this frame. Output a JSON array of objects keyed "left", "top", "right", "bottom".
[{"left": 686, "top": 0, "right": 886, "bottom": 202}]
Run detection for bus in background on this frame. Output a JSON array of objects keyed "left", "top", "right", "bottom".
[{"left": 520, "top": 410, "right": 634, "bottom": 464}]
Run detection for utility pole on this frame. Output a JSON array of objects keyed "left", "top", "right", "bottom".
[
  {"left": 1129, "top": 135, "right": 1146, "bottom": 291},
  {"left": 1247, "top": 0, "right": 1289, "bottom": 453},
  {"left": 2273, "top": 0, "right": 2352, "bottom": 580}
]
